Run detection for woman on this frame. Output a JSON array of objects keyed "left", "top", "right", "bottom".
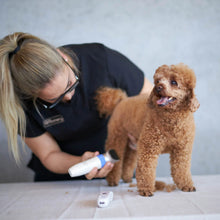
[{"left": 0, "top": 32, "right": 153, "bottom": 181}]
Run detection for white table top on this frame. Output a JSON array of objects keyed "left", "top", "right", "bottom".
[{"left": 0, "top": 175, "right": 219, "bottom": 220}]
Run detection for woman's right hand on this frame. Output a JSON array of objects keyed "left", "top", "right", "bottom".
[{"left": 81, "top": 151, "right": 100, "bottom": 162}]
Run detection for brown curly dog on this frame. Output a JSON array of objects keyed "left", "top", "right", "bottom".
[{"left": 95, "top": 63, "right": 200, "bottom": 196}]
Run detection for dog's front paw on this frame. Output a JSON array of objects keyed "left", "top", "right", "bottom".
[
  {"left": 138, "top": 189, "right": 154, "bottom": 197},
  {"left": 181, "top": 186, "right": 196, "bottom": 192}
]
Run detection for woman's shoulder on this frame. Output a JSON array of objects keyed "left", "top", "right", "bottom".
[{"left": 61, "top": 43, "right": 106, "bottom": 53}]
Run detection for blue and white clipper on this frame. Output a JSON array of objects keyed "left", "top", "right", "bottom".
[{"left": 68, "top": 150, "right": 119, "bottom": 177}]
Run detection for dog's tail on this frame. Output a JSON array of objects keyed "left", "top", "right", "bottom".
[{"left": 95, "top": 87, "right": 127, "bottom": 117}]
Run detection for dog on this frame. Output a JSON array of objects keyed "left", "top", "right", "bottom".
[{"left": 95, "top": 63, "right": 199, "bottom": 196}]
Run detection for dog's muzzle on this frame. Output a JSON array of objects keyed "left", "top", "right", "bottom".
[
  {"left": 157, "top": 96, "right": 176, "bottom": 106},
  {"left": 154, "top": 86, "right": 176, "bottom": 106}
]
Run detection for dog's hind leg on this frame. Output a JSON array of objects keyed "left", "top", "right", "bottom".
[
  {"left": 105, "top": 127, "right": 128, "bottom": 186},
  {"left": 122, "top": 145, "right": 137, "bottom": 183}
]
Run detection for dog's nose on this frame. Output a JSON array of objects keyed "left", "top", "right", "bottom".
[{"left": 156, "top": 85, "right": 163, "bottom": 92}]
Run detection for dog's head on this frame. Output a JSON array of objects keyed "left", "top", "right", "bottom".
[{"left": 148, "top": 63, "right": 200, "bottom": 112}]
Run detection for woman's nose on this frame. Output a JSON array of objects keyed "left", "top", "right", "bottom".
[{"left": 63, "top": 92, "right": 73, "bottom": 102}]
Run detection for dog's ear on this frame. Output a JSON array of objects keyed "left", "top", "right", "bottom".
[
  {"left": 188, "top": 89, "right": 200, "bottom": 112},
  {"left": 190, "top": 96, "right": 200, "bottom": 112}
]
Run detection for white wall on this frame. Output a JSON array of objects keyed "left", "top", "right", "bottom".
[{"left": 1, "top": 0, "right": 220, "bottom": 182}]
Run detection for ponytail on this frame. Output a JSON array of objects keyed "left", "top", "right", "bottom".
[{"left": 0, "top": 48, "right": 25, "bottom": 162}]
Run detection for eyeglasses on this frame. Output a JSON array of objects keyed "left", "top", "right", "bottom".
[{"left": 37, "top": 59, "right": 79, "bottom": 109}]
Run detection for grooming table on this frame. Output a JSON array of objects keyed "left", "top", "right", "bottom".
[{"left": 0, "top": 175, "right": 219, "bottom": 219}]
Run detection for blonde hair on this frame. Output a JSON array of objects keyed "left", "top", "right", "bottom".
[{"left": 0, "top": 32, "right": 76, "bottom": 163}]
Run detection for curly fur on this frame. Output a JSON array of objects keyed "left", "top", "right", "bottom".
[
  {"left": 95, "top": 87, "right": 127, "bottom": 117},
  {"left": 95, "top": 63, "right": 199, "bottom": 196}
]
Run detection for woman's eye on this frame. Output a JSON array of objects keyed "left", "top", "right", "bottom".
[{"left": 171, "top": 80, "right": 178, "bottom": 86}]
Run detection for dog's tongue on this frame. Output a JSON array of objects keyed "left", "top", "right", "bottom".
[{"left": 157, "top": 97, "right": 169, "bottom": 106}]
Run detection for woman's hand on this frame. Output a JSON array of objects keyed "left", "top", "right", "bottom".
[{"left": 81, "top": 151, "right": 114, "bottom": 180}]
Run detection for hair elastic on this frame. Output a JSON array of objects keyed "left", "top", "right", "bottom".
[
  {"left": 9, "top": 45, "right": 21, "bottom": 57},
  {"left": 9, "top": 39, "right": 24, "bottom": 59},
  {"left": 12, "top": 45, "right": 21, "bottom": 54}
]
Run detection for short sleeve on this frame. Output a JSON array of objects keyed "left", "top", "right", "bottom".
[
  {"left": 24, "top": 111, "right": 46, "bottom": 137},
  {"left": 104, "top": 46, "right": 144, "bottom": 96}
]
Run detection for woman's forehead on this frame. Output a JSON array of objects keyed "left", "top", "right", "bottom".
[{"left": 38, "top": 65, "right": 69, "bottom": 100}]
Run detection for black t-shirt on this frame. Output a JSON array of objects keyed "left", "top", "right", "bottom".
[{"left": 25, "top": 43, "right": 144, "bottom": 181}]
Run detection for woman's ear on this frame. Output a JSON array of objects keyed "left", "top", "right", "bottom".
[{"left": 57, "top": 49, "right": 68, "bottom": 62}]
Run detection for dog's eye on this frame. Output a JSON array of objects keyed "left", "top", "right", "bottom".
[{"left": 171, "top": 80, "right": 178, "bottom": 86}]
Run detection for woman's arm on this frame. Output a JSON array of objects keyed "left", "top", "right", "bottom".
[
  {"left": 24, "top": 132, "right": 113, "bottom": 178},
  {"left": 25, "top": 132, "right": 81, "bottom": 174},
  {"left": 139, "top": 77, "right": 153, "bottom": 95}
]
